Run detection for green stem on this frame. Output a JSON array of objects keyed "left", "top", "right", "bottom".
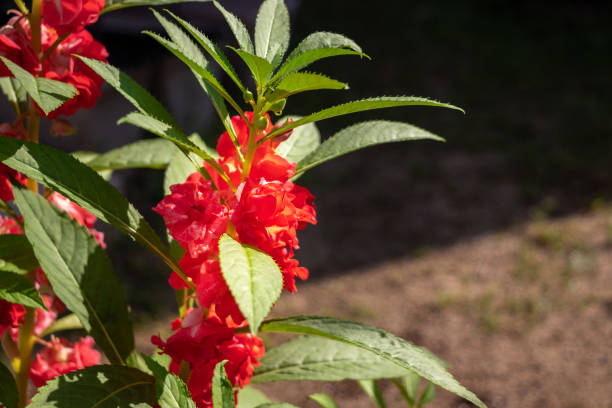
[
  {"left": 241, "top": 124, "right": 258, "bottom": 181},
  {"left": 17, "top": 307, "right": 35, "bottom": 408},
  {"left": 41, "top": 32, "right": 70, "bottom": 64},
  {"left": 29, "top": 0, "right": 42, "bottom": 57},
  {"left": 13, "top": 0, "right": 29, "bottom": 15}
]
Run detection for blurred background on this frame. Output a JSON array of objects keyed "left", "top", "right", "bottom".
[{"left": 2, "top": 0, "right": 611, "bottom": 407}]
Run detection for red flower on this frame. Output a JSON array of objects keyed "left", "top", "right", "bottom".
[
  {"left": 0, "top": 299, "right": 25, "bottom": 336},
  {"left": 0, "top": 121, "right": 28, "bottom": 202},
  {"left": 0, "top": 14, "right": 40, "bottom": 76},
  {"left": 0, "top": 216, "right": 21, "bottom": 234},
  {"left": 29, "top": 336, "right": 100, "bottom": 387},
  {"left": 42, "top": 0, "right": 104, "bottom": 36}
]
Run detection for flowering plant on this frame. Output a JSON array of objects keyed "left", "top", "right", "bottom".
[{"left": 0, "top": 0, "right": 486, "bottom": 407}]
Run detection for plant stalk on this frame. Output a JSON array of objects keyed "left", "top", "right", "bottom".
[{"left": 16, "top": 307, "right": 35, "bottom": 408}]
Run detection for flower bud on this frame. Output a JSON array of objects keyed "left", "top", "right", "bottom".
[
  {"left": 253, "top": 115, "right": 270, "bottom": 130},
  {"left": 269, "top": 98, "right": 286, "bottom": 116},
  {"left": 50, "top": 119, "right": 77, "bottom": 137},
  {"left": 242, "top": 89, "right": 254, "bottom": 104}
]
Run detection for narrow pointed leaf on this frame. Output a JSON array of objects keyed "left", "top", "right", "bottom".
[
  {"left": 254, "top": 0, "right": 290, "bottom": 67},
  {"left": 296, "top": 121, "right": 444, "bottom": 174},
  {"left": 252, "top": 336, "right": 408, "bottom": 383},
  {"left": 218, "top": 234, "right": 282, "bottom": 334},
  {"left": 14, "top": 188, "right": 134, "bottom": 365},
  {"left": 0, "top": 270, "right": 46, "bottom": 309},
  {"left": 268, "top": 72, "right": 347, "bottom": 101},
  {"left": 27, "top": 365, "right": 155, "bottom": 408},
  {"left": 275, "top": 116, "right": 320, "bottom": 164},
  {"left": 0, "top": 362, "right": 17, "bottom": 408},
  {"left": 1, "top": 57, "right": 76, "bottom": 115},
  {"left": 164, "top": 134, "right": 215, "bottom": 194},
  {"left": 0, "top": 234, "right": 38, "bottom": 274},
  {"left": 404, "top": 371, "right": 421, "bottom": 402},
  {"left": 164, "top": 10, "right": 245, "bottom": 92},
  {"left": 236, "top": 387, "right": 271, "bottom": 408},
  {"left": 309, "top": 393, "right": 339, "bottom": 408},
  {"left": 41, "top": 313, "right": 83, "bottom": 337},
  {"left": 288, "top": 32, "right": 362, "bottom": 59},
  {"left": 264, "top": 98, "right": 463, "bottom": 143},
  {"left": 270, "top": 48, "right": 365, "bottom": 84},
  {"left": 230, "top": 47, "right": 273, "bottom": 88},
  {"left": 260, "top": 316, "right": 486, "bottom": 408},
  {"left": 0, "top": 136, "right": 181, "bottom": 295},
  {"left": 417, "top": 382, "right": 436, "bottom": 406},
  {"left": 212, "top": 361, "right": 235, "bottom": 408},
  {"left": 143, "top": 355, "right": 197, "bottom": 408},
  {"left": 101, "top": 0, "right": 210, "bottom": 14},
  {"left": 86, "top": 139, "right": 178, "bottom": 171},
  {"left": 76, "top": 56, "right": 180, "bottom": 129},
  {"left": 0, "top": 77, "right": 27, "bottom": 114},
  {"left": 214, "top": 1, "right": 254, "bottom": 53},
  {"left": 358, "top": 380, "right": 386, "bottom": 408}
]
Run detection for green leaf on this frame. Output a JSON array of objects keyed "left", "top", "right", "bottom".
[
  {"left": 270, "top": 48, "right": 365, "bottom": 84},
  {"left": 218, "top": 234, "right": 282, "bottom": 334},
  {"left": 229, "top": 47, "right": 273, "bottom": 88},
  {"left": 76, "top": 56, "right": 180, "bottom": 129},
  {"left": 236, "top": 387, "right": 271, "bottom": 408},
  {"left": 0, "top": 77, "right": 27, "bottom": 115},
  {"left": 70, "top": 151, "right": 113, "bottom": 180},
  {"left": 296, "top": 121, "right": 444, "bottom": 174},
  {"left": 13, "top": 188, "right": 134, "bottom": 365},
  {"left": 252, "top": 336, "right": 408, "bottom": 383},
  {"left": 0, "top": 136, "right": 179, "bottom": 280},
  {"left": 164, "top": 10, "right": 245, "bottom": 92},
  {"left": 264, "top": 98, "right": 463, "bottom": 144},
  {"left": 212, "top": 361, "right": 235, "bottom": 408},
  {"left": 213, "top": 1, "right": 254, "bottom": 53},
  {"left": 0, "top": 57, "right": 77, "bottom": 115},
  {"left": 260, "top": 316, "right": 486, "bottom": 408},
  {"left": 309, "top": 393, "right": 339, "bottom": 408},
  {"left": 143, "top": 31, "right": 243, "bottom": 118},
  {"left": 358, "top": 380, "right": 386, "bottom": 408},
  {"left": 86, "top": 139, "right": 178, "bottom": 171},
  {"left": 101, "top": 0, "right": 210, "bottom": 14},
  {"left": 404, "top": 371, "right": 421, "bottom": 402},
  {"left": 143, "top": 354, "right": 197, "bottom": 408},
  {"left": 417, "top": 382, "right": 436, "bottom": 406},
  {"left": 254, "top": 404, "right": 299, "bottom": 408},
  {"left": 0, "top": 234, "right": 38, "bottom": 274},
  {"left": 28, "top": 365, "right": 156, "bottom": 408},
  {"left": 0, "top": 271, "right": 46, "bottom": 309},
  {"left": 287, "top": 32, "right": 362, "bottom": 59},
  {"left": 254, "top": 0, "right": 290, "bottom": 67},
  {"left": 275, "top": 117, "right": 320, "bottom": 165},
  {"left": 0, "top": 361, "right": 18, "bottom": 408},
  {"left": 163, "top": 134, "right": 214, "bottom": 194},
  {"left": 41, "top": 313, "right": 83, "bottom": 337},
  {"left": 268, "top": 72, "right": 347, "bottom": 101}
]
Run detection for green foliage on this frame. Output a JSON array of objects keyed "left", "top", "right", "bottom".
[
  {"left": 212, "top": 361, "right": 235, "bottom": 408},
  {"left": 230, "top": 47, "right": 274, "bottom": 89},
  {"left": 236, "top": 387, "right": 271, "bottom": 408},
  {"left": 268, "top": 72, "right": 347, "bottom": 101},
  {"left": 296, "top": 121, "right": 444, "bottom": 175},
  {"left": 0, "top": 362, "right": 18, "bottom": 408},
  {"left": 85, "top": 139, "right": 178, "bottom": 171},
  {"left": 260, "top": 316, "right": 485, "bottom": 408},
  {"left": 27, "top": 365, "right": 156, "bottom": 408},
  {"left": 0, "top": 137, "right": 179, "bottom": 277},
  {"left": 0, "top": 234, "right": 38, "bottom": 274},
  {"left": 0, "top": 57, "right": 76, "bottom": 115},
  {"left": 253, "top": 336, "right": 409, "bottom": 383},
  {"left": 218, "top": 234, "right": 283, "bottom": 334},
  {"left": 0, "top": 77, "right": 27, "bottom": 115},
  {"left": 13, "top": 187, "right": 134, "bottom": 365},
  {"left": 101, "top": 0, "right": 210, "bottom": 14},
  {"left": 163, "top": 133, "right": 215, "bottom": 194},
  {"left": 275, "top": 117, "right": 321, "bottom": 165},
  {"left": 40, "top": 314, "right": 83, "bottom": 337},
  {"left": 309, "top": 393, "right": 340, "bottom": 408},
  {"left": 0, "top": 270, "right": 46, "bottom": 309},
  {"left": 358, "top": 380, "right": 386, "bottom": 408},
  {"left": 143, "top": 354, "right": 197, "bottom": 408},
  {"left": 287, "top": 32, "right": 362, "bottom": 59},
  {"left": 213, "top": 1, "right": 254, "bottom": 53},
  {"left": 255, "top": 0, "right": 290, "bottom": 68}
]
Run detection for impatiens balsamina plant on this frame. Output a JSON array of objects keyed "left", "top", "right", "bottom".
[{"left": 0, "top": 0, "right": 486, "bottom": 407}]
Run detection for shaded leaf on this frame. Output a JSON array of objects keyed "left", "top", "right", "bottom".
[
  {"left": 86, "top": 139, "right": 178, "bottom": 171},
  {"left": 0, "top": 136, "right": 178, "bottom": 279},
  {"left": 275, "top": 116, "right": 320, "bottom": 165},
  {"left": 218, "top": 234, "right": 282, "bottom": 334},
  {"left": 41, "top": 313, "right": 83, "bottom": 337},
  {"left": 309, "top": 393, "right": 339, "bottom": 408},
  {"left": 0, "top": 270, "right": 46, "bottom": 309},
  {"left": 260, "top": 316, "right": 486, "bottom": 408},
  {"left": 28, "top": 365, "right": 155, "bottom": 408},
  {"left": 163, "top": 134, "right": 214, "bottom": 194},
  {"left": 0, "top": 234, "right": 38, "bottom": 274},
  {"left": 264, "top": 98, "right": 462, "bottom": 143},
  {"left": 0, "top": 57, "right": 76, "bottom": 115},
  {"left": 252, "top": 336, "right": 408, "bottom": 383},
  {"left": 0, "top": 77, "right": 27, "bottom": 115},
  {"left": 417, "top": 382, "right": 436, "bottom": 406},
  {"left": 230, "top": 47, "right": 273, "bottom": 88},
  {"left": 214, "top": 1, "right": 254, "bottom": 53},
  {"left": 0, "top": 362, "right": 17, "bottom": 408},
  {"left": 143, "top": 355, "right": 196, "bottom": 408},
  {"left": 101, "top": 0, "right": 210, "bottom": 14},
  {"left": 296, "top": 121, "right": 444, "bottom": 174},
  {"left": 254, "top": 0, "right": 290, "bottom": 67},
  {"left": 358, "top": 380, "right": 386, "bottom": 408},
  {"left": 212, "top": 361, "right": 234, "bottom": 408},
  {"left": 14, "top": 188, "right": 134, "bottom": 365}
]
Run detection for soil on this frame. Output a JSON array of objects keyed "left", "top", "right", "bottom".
[{"left": 137, "top": 205, "right": 612, "bottom": 408}]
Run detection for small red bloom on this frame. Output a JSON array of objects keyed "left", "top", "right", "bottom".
[
  {"left": 29, "top": 336, "right": 100, "bottom": 387},
  {"left": 0, "top": 299, "right": 25, "bottom": 336},
  {"left": 42, "top": 0, "right": 104, "bottom": 36},
  {"left": 0, "top": 14, "right": 40, "bottom": 76}
]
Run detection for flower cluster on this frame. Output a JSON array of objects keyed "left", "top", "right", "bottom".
[
  {"left": 0, "top": 191, "right": 103, "bottom": 392},
  {"left": 0, "top": 0, "right": 107, "bottom": 118},
  {"left": 153, "top": 113, "right": 316, "bottom": 407}
]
